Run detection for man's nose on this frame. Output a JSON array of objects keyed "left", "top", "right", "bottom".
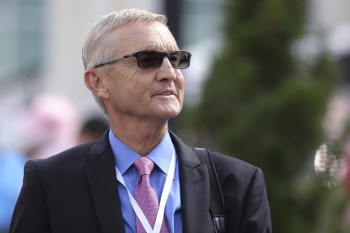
[{"left": 155, "top": 57, "right": 177, "bottom": 81}]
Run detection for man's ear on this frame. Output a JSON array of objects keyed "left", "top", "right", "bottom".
[{"left": 84, "top": 69, "right": 109, "bottom": 99}]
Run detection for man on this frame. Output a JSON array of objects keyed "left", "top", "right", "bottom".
[{"left": 10, "top": 9, "right": 271, "bottom": 233}]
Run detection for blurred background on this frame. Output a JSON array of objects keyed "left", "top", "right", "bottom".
[{"left": 1, "top": 0, "right": 350, "bottom": 232}]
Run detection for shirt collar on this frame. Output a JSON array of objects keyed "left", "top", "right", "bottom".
[{"left": 109, "top": 129, "right": 174, "bottom": 175}]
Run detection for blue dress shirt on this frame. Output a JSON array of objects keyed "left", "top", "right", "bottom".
[{"left": 109, "top": 129, "right": 182, "bottom": 233}]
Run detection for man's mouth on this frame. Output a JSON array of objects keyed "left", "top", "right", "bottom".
[{"left": 153, "top": 89, "right": 177, "bottom": 97}]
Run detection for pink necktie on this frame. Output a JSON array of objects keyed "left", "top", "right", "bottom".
[{"left": 134, "top": 157, "right": 169, "bottom": 233}]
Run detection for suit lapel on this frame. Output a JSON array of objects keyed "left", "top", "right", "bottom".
[
  {"left": 84, "top": 134, "right": 125, "bottom": 233},
  {"left": 170, "top": 132, "right": 213, "bottom": 233}
]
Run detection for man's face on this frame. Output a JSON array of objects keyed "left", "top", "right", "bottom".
[{"left": 101, "top": 21, "right": 185, "bottom": 122}]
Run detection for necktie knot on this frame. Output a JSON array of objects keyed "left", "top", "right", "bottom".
[{"left": 134, "top": 157, "right": 154, "bottom": 176}]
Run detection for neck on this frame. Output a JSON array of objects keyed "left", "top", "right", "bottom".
[{"left": 110, "top": 117, "right": 169, "bottom": 156}]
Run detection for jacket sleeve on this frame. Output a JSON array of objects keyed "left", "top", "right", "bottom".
[
  {"left": 9, "top": 160, "right": 51, "bottom": 233},
  {"left": 238, "top": 168, "right": 272, "bottom": 233}
]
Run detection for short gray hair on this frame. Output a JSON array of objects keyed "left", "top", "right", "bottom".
[{"left": 82, "top": 9, "right": 168, "bottom": 113}]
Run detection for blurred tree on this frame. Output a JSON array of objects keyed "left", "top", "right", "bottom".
[{"left": 184, "top": 0, "right": 342, "bottom": 232}]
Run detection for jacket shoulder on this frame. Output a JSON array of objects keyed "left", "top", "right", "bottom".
[
  {"left": 209, "top": 151, "right": 265, "bottom": 192},
  {"left": 211, "top": 151, "right": 260, "bottom": 175}
]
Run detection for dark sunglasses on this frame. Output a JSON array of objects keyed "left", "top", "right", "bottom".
[{"left": 94, "top": 50, "right": 192, "bottom": 69}]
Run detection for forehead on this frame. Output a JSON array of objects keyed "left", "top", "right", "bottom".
[{"left": 113, "top": 21, "right": 179, "bottom": 54}]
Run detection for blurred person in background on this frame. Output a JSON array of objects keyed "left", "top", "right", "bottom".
[
  {"left": 10, "top": 9, "right": 271, "bottom": 233},
  {"left": 0, "top": 92, "right": 79, "bottom": 233},
  {"left": 0, "top": 151, "right": 25, "bottom": 233},
  {"left": 18, "top": 93, "right": 80, "bottom": 159},
  {"left": 79, "top": 115, "right": 109, "bottom": 144}
]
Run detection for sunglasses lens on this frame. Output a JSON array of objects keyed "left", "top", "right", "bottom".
[
  {"left": 135, "top": 51, "right": 192, "bottom": 69},
  {"left": 136, "top": 51, "right": 162, "bottom": 69},
  {"left": 165, "top": 51, "right": 191, "bottom": 69},
  {"left": 176, "top": 51, "right": 191, "bottom": 69}
]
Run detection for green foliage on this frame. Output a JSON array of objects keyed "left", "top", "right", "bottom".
[{"left": 184, "top": 0, "right": 343, "bottom": 232}]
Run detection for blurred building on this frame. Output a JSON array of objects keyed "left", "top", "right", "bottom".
[
  {"left": 0, "top": 0, "right": 350, "bottom": 142},
  {"left": 309, "top": 0, "right": 350, "bottom": 82}
]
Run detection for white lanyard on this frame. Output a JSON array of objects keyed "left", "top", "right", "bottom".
[{"left": 115, "top": 151, "right": 176, "bottom": 233}]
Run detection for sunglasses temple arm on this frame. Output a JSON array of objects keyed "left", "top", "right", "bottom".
[{"left": 94, "top": 54, "right": 132, "bottom": 68}]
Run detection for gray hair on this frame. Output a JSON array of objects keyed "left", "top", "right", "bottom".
[{"left": 82, "top": 9, "right": 168, "bottom": 113}]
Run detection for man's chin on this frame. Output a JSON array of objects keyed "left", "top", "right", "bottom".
[{"left": 156, "top": 108, "right": 182, "bottom": 120}]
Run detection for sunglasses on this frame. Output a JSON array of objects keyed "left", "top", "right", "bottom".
[{"left": 94, "top": 50, "right": 192, "bottom": 69}]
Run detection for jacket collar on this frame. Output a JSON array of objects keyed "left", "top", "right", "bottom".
[
  {"left": 84, "top": 132, "right": 125, "bottom": 233},
  {"left": 170, "top": 132, "right": 214, "bottom": 233}
]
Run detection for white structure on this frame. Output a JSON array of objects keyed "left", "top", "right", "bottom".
[
  {"left": 43, "top": 0, "right": 164, "bottom": 114},
  {"left": 0, "top": 0, "right": 163, "bottom": 148},
  {"left": 1, "top": 0, "right": 350, "bottom": 147}
]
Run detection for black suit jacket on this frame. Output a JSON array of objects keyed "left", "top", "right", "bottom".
[{"left": 10, "top": 132, "right": 271, "bottom": 233}]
